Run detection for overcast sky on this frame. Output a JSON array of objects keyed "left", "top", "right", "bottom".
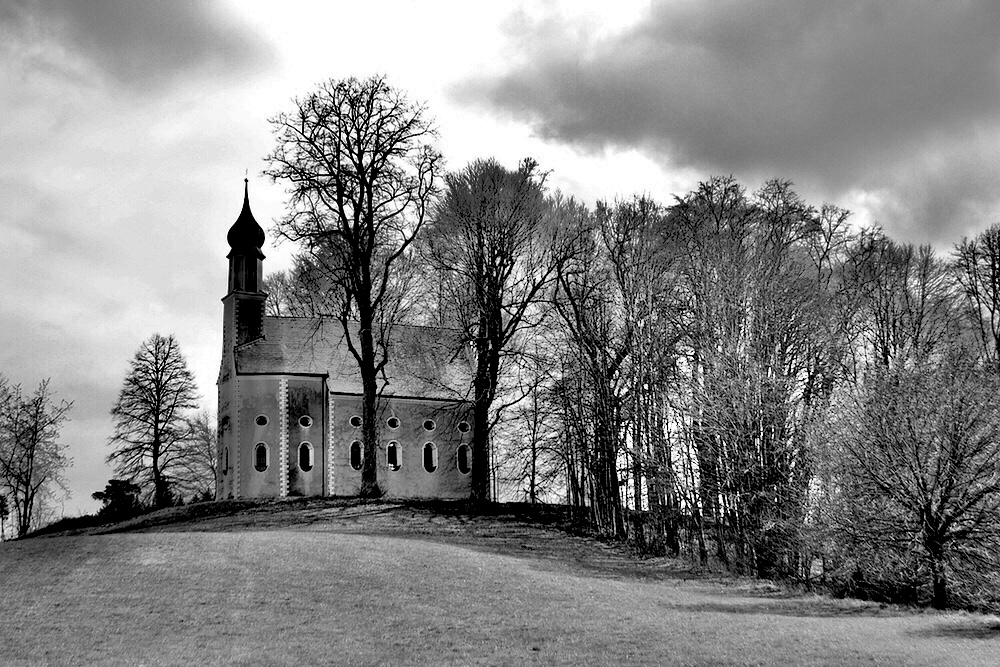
[{"left": 3, "top": 0, "right": 999, "bottom": 517}]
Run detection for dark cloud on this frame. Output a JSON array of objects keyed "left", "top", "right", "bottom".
[
  {"left": 1, "top": 0, "right": 274, "bottom": 91},
  {"left": 457, "top": 1, "right": 1000, "bottom": 243}
]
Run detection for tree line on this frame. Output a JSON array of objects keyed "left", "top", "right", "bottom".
[{"left": 262, "top": 75, "right": 1000, "bottom": 611}]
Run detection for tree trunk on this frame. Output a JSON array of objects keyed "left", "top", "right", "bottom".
[
  {"left": 358, "top": 320, "right": 381, "bottom": 498},
  {"left": 152, "top": 437, "right": 166, "bottom": 508},
  {"left": 926, "top": 536, "right": 949, "bottom": 610},
  {"left": 470, "top": 321, "right": 497, "bottom": 504},
  {"left": 471, "top": 389, "right": 491, "bottom": 502}
]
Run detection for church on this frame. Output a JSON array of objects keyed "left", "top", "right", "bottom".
[{"left": 217, "top": 182, "right": 474, "bottom": 500}]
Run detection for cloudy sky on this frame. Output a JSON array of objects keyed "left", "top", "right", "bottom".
[{"left": 3, "top": 0, "right": 999, "bottom": 517}]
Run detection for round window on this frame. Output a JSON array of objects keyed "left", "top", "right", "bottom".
[
  {"left": 457, "top": 421, "right": 470, "bottom": 433},
  {"left": 255, "top": 414, "right": 269, "bottom": 427},
  {"left": 422, "top": 419, "right": 436, "bottom": 431},
  {"left": 299, "top": 415, "right": 313, "bottom": 428},
  {"left": 386, "top": 417, "right": 400, "bottom": 429},
  {"left": 350, "top": 415, "right": 362, "bottom": 428}
]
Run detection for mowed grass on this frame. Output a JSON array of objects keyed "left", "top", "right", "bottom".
[{"left": 3, "top": 501, "right": 1000, "bottom": 666}]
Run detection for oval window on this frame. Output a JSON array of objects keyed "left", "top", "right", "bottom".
[
  {"left": 350, "top": 440, "right": 363, "bottom": 471},
  {"left": 255, "top": 414, "right": 269, "bottom": 427},
  {"left": 350, "top": 415, "right": 362, "bottom": 428},
  {"left": 423, "top": 442, "right": 437, "bottom": 473},
  {"left": 386, "top": 441, "right": 400, "bottom": 471},
  {"left": 386, "top": 417, "right": 400, "bottom": 429},
  {"left": 422, "top": 419, "right": 436, "bottom": 431},
  {"left": 299, "top": 415, "right": 313, "bottom": 428},
  {"left": 457, "top": 421, "right": 470, "bottom": 433},
  {"left": 299, "top": 442, "right": 313, "bottom": 472},
  {"left": 254, "top": 443, "right": 268, "bottom": 472},
  {"left": 457, "top": 444, "right": 471, "bottom": 475}
]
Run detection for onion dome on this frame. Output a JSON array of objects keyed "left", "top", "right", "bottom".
[{"left": 227, "top": 179, "right": 265, "bottom": 250}]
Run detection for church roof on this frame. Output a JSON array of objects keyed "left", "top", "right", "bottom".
[
  {"left": 227, "top": 179, "right": 266, "bottom": 251},
  {"left": 235, "top": 316, "right": 473, "bottom": 400}
]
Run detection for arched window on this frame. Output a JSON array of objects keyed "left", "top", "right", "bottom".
[
  {"left": 386, "top": 417, "right": 400, "bottom": 429},
  {"left": 386, "top": 441, "right": 400, "bottom": 471},
  {"left": 423, "top": 442, "right": 438, "bottom": 473},
  {"left": 223, "top": 447, "right": 230, "bottom": 475},
  {"left": 457, "top": 444, "right": 471, "bottom": 475},
  {"left": 254, "top": 443, "right": 268, "bottom": 472},
  {"left": 298, "top": 415, "right": 313, "bottom": 428},
  {"left": 255, "top": 414, "right": 269, "bottom": 427},
  {"left": 299, "top": 442, "right": 313, "bottom": 472},
  {"left": 350, "top": 440, "right": 363, "bottom": 471},
  {"left": 457, "top": 421, "right": 470, "bottom": 433},
  {"left": 422, "top": 419, "right": 436, "bottom": 431},
  {"left": 350, "top": 415, "right": 362, "bottom": 428}
]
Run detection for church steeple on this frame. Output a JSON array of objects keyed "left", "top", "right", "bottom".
[
  {"left": 227, "top": 179, "right": 266, "bottom": 252},
  {"left": 224, "top": 179, "right": 267, "bottom": 347},
  {"left": 227, "top": 179, "right": 266, "bottom": 295}
]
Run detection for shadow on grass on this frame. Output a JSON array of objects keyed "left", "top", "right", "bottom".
[
  {"left": 669, "top": 599, "right": 913, "bottom": 619},
  {"left": 911, "top": 621, "right": 1000, "bottom": 639}
]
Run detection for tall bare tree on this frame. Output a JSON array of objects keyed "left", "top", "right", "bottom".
[
  {"left": 266, "top": 75, "right": 441, "bottom": 496},
  {"left": 108, "top": 333, "right": 199, "bottom": 508},
  {"left": 554, "top": 196, "right": 674, "bottom": 537},
  {"left": 424, "top": 158, "right": 564, "bottom": 502},
  {"left": 669, "top": 178, "right": 829, "bottom": 575},
  {"left": 955, "top": 223, "right": 1000, "bottom": 370},
  {"left": 0, "top": 376, "right": 72, "bottom": 537}
]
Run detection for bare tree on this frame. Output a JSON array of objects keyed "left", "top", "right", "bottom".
[
  {"left": 669, "top": 178, "right": 829, "bottom": 575},
  {"left": 170, "top": 410, "right": 218, "bottom": 502},
  {"left": 0, "top": 376, "right": 72, "bottom": 537},
  {"left": 266, "top": 75, "right": 441, "bottom": 497},
  {"left": 493, "top": 338, "right": 568, "bottom": 504},
  {"left": 554, "top": 196, "right": 674, "bottom": 537},
  {"left": 955, "top": 223, "right": 1000, "bottom": 370},
  {"left": 829, "top": 349, "right": 1000, "bottom": 609},
  {"left": 424, "top": 158, "right": 564, "bottom": 502},
  {"left": 263, "top": 254, "right": 340, "bottom": 318},
  {"left": 847, "top": 234, "right": 955, "bottom": 369},
  {"left": 108, "top": 334, "right": 199, "bottom": 508}
]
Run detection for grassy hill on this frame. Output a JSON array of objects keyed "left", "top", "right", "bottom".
[{"left": 3, "top": 498, "right": 1000, "bottom": 666}]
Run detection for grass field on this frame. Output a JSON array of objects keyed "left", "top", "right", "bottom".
[{"left": 2, "top": 499, "right": 999, "bottom": 666}]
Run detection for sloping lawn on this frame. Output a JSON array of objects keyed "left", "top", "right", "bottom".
[{"left": 2, "top": 504, "right": 999, "bottom": 666}]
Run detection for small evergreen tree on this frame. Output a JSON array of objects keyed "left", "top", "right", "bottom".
[{"left": 92, "top": 479, "right": 143, "bottom": 521}]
